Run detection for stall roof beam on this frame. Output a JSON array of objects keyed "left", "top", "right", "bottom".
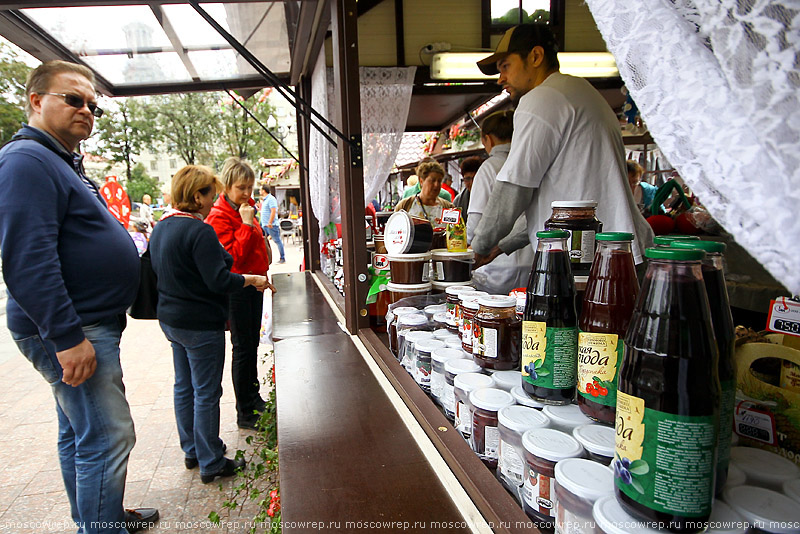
[{"left": 289, "top": 0, "right": 329, "bottom": 86}]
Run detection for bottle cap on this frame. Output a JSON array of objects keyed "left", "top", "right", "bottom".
[
  {"left": 595, "top": 232, "right": 634, "bottom": 241},
  {"left": 536, "top": 229, "right": 570, "bottom": 239},
  {"left": 652, "top": 235, "right": 700, "bottom": 246},
  {"left": 644, "top": 247, "right": 705, "bottom": 261},
  {"left": 672, "top": 240, "right": 726, "bottom": 253}
]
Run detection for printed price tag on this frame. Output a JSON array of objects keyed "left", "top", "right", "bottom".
[
  {"left": 766, "top": 297, "right": 800, "bottom": 337},
  {"left": 733, "top": 401, "right": 777, "bottom": 446},
  {"left": 441, "top": 208, "right": 461, "bottom": 225}
]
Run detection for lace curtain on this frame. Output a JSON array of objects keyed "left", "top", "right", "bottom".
[
  {"left": 308, "top": 47, "right": 416, "bottom": 247},
  {"left": 585, "top": 0, "right": 800, "bottom": 293}
]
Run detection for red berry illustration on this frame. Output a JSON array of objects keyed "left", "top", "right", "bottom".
[
  {"left": 591, "top": 388, "right": 600, "bottom": 397},
  {"left": 599, "top": 387, "right": 609, "bottom": 396},
  {"left": 586, "top": 382, "right": 594, "bottom": 392}
]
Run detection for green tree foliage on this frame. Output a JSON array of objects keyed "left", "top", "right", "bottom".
[
  {"left": 94, "top": 99, "right": 152, "bottom": 181},
  {"left": 0, "top": 43, "right": 32, "bottom": 145},
  {"left": 142, "top": 92, "right": 220, "bottom": 165},
  {"left": 217, "top": 89, "right": 281, "bottom": 162},
  {"left": 125, "top": 162, "right": 160, "bottom": 202}
]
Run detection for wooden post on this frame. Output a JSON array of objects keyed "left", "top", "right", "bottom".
[
  {"left": 331, "top": 0, "right": 369, "bottom": 332},
  {"left": 296, "top": 77, "right": 320, "bottom": 271}
]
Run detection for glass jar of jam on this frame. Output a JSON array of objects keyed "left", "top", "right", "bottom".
[
  {"left": 673, "top": 240, "right": 736, "bottom": 496},
  {"left": 414, "top": 339, "right": 444, "bottom": 394},
  {"left": 554, "top": 458, "right": 614, "bottom": 534},
  {"left": 544, "top": 200, "right": 603, "bottom": 276},
  {"left": 445, "top": 285, "right": 475, "bottom": 323},
  {"left": 729, "top": 446, "right": 800, "bottom": 492},
  {"left": 433, "top": 312, "right": 449, "bottom": 330},
  {"left": 424, "top": 303, "right": 447, "bottom": 320},
  {"left": 522, "top": 428, "right": 584, "bottom": 526},
  {"left": 578, "top": 232, "right": 639, "bottom": 425},
  {"left": 497, "top": 405, "right": 550, "bottom": 504},
  {"left": 571, "top": 423, "right": 615, "bottom": 466},
  {"left": 395, "top": 313, "right": 428, "bottom": 363},
  {"left": 473, "top": 295, "right": 521, "bottom": 371},
  {"left": 706, "top": 500, "right": 748, "bottom": 534},
  {"left": 443, "top": 358, "right": 481, "bottom": 421},
  {"left": 510, "top": 287, "right": 526, "bottom": 319},
  {"left": 460, "top": 297, "right": 481, "bottom": 351},
  {"left": 616, "top": 247, "right": 719, "bottom": 532},
  {"left": 402, "top": 330, "right": 433, "bottom": 376},
  {"left": 388, "top": 306, "right": 422, "bottom": 357},
  {"left": 722, "top": 486, "right": 798, "bottom": 534},
  {"left": 491, "top": 370, "right": 521, "bottom": 392},
  {"left": 453, "top": 372, "right": 493, "bottom": 441},
  {"left": 522, "top": 230, "right": 578, "bottom": 405},
  {"left": 592, "top": 495, "right": 662, "bottom": 534},
  {"left": 469, "top": 387, "right": 515, "bottom": 468},
  {"left": 432, "top": 328, "right": 451, "bottom": 341},
  {"left": 456, "top": 291, "right": 489, "bottom": 342},
  {"left": 542, "top": 403, "right": 592, "bottom": 434},
  {"left": 431, "top": 347, "right": 463, "bottom": 406},
  {"left": 444, "top": 337, "right": 462, "bottom": 350},
  {"left": 511, "top": 385, "right": 545, "bottom": 410}
]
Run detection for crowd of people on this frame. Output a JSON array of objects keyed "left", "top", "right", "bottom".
[
  {"left": 0, "top": 60, "right": 282, "bottom": 533},
  {"left": 392, "top": 24, "right": 654, "bottom": 295}
]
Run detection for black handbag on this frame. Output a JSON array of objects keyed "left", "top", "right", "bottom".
[{"left": 128, "top": 246, "right": 158, "bottom": 319}]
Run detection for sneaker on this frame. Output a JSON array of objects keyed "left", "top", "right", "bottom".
[{"left": 277, "top": 259, "right": 286, "bottom": 264}]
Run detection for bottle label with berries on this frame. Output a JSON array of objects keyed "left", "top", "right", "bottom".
[
  {"left": 614, "top": 391, "right": 715, "bottom": 518},
  {"left": 521, "top": 321, "right": 577, "bottom": 389},
  {"left": 577, "top": 331, "right": 620, "bottom": 406}
]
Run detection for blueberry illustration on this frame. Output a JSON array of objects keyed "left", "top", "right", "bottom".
[
  {"left": 620, "top": 457, "right": 631, "bottom": 469},
  {"left": 614, "top": 458, "right": 633, "bottom": 485},
  {"left": 620, "top": 468, "right": 632, "bottom": 485}
]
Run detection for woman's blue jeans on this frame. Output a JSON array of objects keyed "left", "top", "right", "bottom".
[
  {"left": 158, "top": 322, "right": 226, "bottom": 475},
  {"left": 12, "top": 315, "right": 135, "bottom": 534}
]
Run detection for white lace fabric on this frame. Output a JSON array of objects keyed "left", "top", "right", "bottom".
[
  {"left": 308, "top": 47, "right": 416, "bottom": 247},
  {"left": 586, "top": 0, "right": 800, "bottom": 293}
]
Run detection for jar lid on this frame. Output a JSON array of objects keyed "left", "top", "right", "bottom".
[
  {"left": 511, "top": 385, "right": 545, "bottom": 409},
  {"left": 393, "top": 306, "right": 421, "bottom": 316},
  {"left": 542, "top": 404, "right": 593, "bottom": 429},
  {"left": 726, "top": 463, "right": 746, "bottom": 488},
  {"left": 384, "top": 211, "right": 431, "bottom": 254},
  {"left": 592, "top": 495, "right": 662, "bottom": 534},
  {"left": 387, "top": 281, "right": 433, "bottom": 292},
  {"left": 432, "top": 347, "right": 464, "bottom": 364},
  {"left": 398, "top": 314, "right": 428, "bottom": 327},
  {"left": 652, "top": 235, "right": 700, "bottom": 246},
  {"left": 554, "top": 458, "right": 614, "bottom": 502},
  {"left": 498, "top": 405, "right": 550, "bottom": 433},
  {"left": 521, "top": 428, "right": 583, "bottom": 462},
  {"left": 445, "top": 358, "right": 482, "bottom": 375},
  {"left": 784, "top": 479, "right": 800, "bottom": 504},
  {"left": 595, "top": 232, "right": 634, "bottom": 241},
  {"left": 672, "top": 240, "right": 727, "bottom": 253},
  {"left": 431, "top": 249, "right": 475, "bottom": 260},
  {"left": 730, "top": 446, "right": 800, "bottom": 488},
  {"left": 445, "top": 284, "right": 476, "bottom": 295},
  {"left": 536, "top": 229, "right": 570, "bottom": 239},
  {"left": 445, "top": 338, "right": 463, "bottom": 349},
  {"left": 453, "top": 372, "right": 493, "bottom": 392},
  {"left": 723, "top": 486, "right": 800, "bottom": 534},
  {"left": 415, "top": 339, "right": 444, "bottom": 353},
  {"left": 644, "top": 247, "right": 705, "bottom": 261},
  {"left": 387, "top": 252, "right": 431, "bottom": 261},
  {"left": 551, "top": 200, "right": 598, "bottom": 208},
  {"left": 461, "top": 291, "right": 488, "bottom": 303},
  {"left": 425, "top": 304, "right": 447, "bottom": 315},
  {"left": 462, "top": 298, "right": 482, "bottom": 311},
  {"left": 708, "top": 500, "right": 747, "bottom": 534},
  {"left": 433, "top": 312, "right": 449, "bottom": 324},
  {"left": 469, "top": 387, "right": 515, "bottom": 412},
  {"left": 478, "top": 295, "right": 517, "bottom": 308},
  {"left": 404, "top": 330, "right": 434, "bottom": 343},
  {"left": 491, "top": 370, "right": 522, "bottom": 392},
  {"left": 434, "top": 281, "right": 474, "bottom": 291},
  {"left": 572, "top": 424, "right": 615, "bottom": 458},
  {"left": 432, "top": 328, "right": 451, "bottom": 340}
]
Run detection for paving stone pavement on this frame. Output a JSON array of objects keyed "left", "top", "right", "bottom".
[{"left": 0, "top": 240, "right": 303, "bottom": 533}]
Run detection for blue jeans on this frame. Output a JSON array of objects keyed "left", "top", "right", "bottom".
[
  {"left": 264, "top": 225, "right": 285, "bottom": 261},
  {"left": 12, "top": 315, "right": 135, "bottom": 534},
  {"left": 158, "top": 322, "right": 226, "bottom": 475}
]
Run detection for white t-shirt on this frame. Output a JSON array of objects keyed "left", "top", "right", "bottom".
[
  {"left": 496, "top": 72, "right": 653, "bottom": 262},
  {"left": 468, "top": 144, "right": 535, "bottom": 294}
]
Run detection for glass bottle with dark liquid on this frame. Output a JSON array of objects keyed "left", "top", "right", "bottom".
[
  {"left": 577, "top": 232, "right": 639, "bottom": 425},
  {"left": 673, "top": 240, "right": 735, "bottom": 496},
  {"left": 615, "top": 247, "right": 720, "bottom": 533},
  {"left": 521, "top": 230, "right": 577, "bottom": 405}
]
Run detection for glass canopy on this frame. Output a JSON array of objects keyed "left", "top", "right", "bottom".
[{"left": 11, "top": 2, "right": 290, "bottom": 90}]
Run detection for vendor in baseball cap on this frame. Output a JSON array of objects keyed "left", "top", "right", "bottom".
[{"left": 477, "top": 24, "right": 559, "bottom": 76}]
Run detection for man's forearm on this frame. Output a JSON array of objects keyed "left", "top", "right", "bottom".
[
  {"left": 471, "top": 181, "right": 534, "bottom": 255},
  {"left": 498, "top": 217, "right": 531, "bottom": 254}
]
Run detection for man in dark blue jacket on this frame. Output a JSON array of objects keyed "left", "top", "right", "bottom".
[{"left": 0, "top": 61, "right": 157, "bottom": 533}]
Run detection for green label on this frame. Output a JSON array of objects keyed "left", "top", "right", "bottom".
[
  {"left": 577, "top": 331, "right": 620, "bottom": 407},
  {"left": 717, "top": 379, "right": 736, "bottom": 472},
  {"left": 615, "top": 392, "right": 715, "bottom": 518},
  {"left": 521, "top": 321, "right": 577, "bottom": 389}
]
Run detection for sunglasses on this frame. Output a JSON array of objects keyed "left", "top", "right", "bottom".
[{"left": 39, "top": 92, "right": 104, "bottom": 118}]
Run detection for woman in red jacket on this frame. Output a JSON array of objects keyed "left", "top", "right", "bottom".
[{"left": 206, "top": 157, "right": 275, "bottom": 429}]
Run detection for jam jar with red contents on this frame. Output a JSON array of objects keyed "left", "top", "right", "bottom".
[
  {"left": 469, "top": 388, "right": 515, "bottom": 469},
  {"left": 458, "top": 291, "right": 487, "bottom": 340},
  {"left": 460, "top": 296, "right": 481, "bottom": 352},
  {"left": 389, "top": 307, "right": 422, "bottom": 357},
  {"left": 414, "top": 339, "right": 444, "bottom": 393},
  {"left": 454, "top": 372, "right": 494, "bottom": 441},
  {"left": 544, "top": 200, "right": 603, "bottom": 276},
  {"left": 443, "top": 358, "right": 481, "bottom": 421},
  {"left": 497, "top": 405, "right": 551, "bottom": 504},
  {"left": 553, "top": 458, "right": 614, "bottom": 534},
  {"left": 473, "top": 295, "right": 521, "bottom": 371},
  {"left": 521, "top": 428, "right": 584, "bottom": 526},
  {"left": 445, "top": 285, "right": 475, "bottom": 328}
]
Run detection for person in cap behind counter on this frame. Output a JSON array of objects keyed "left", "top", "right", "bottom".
[{"left": 470, "top": 24, "right": 652, "bottom": 268}]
